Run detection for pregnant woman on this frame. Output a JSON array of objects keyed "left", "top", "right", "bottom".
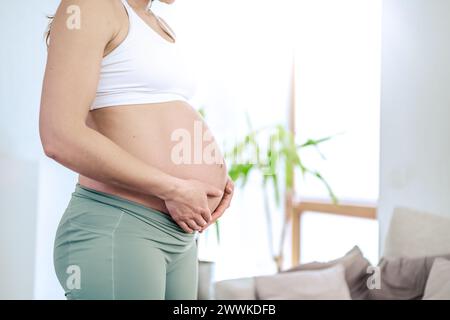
[{"left": 39, "top": 0, "right": 234, "bottom": 299}]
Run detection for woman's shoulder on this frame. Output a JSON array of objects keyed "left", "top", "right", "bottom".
[
  {"left": 54, "top": 0, "right": 123, "bottom": 23},
  {"left": 51, "top": 0, "right": 124, "bottom": 39}
]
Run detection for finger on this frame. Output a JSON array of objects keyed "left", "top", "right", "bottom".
[
  {"left": 199, "top": 208, "right": 212, "bottom": 223},
  {"left": 212, "top": 201, "right": 231, "bottom": 222},
  {"left": 202, "top": 216, "right": 218, "bottom": 231},
  {"left": 215, "top": 191, "right": 233, "bottom": 213},
  {"left": 225, "top": 179, "right": 235, "bottom": 193},
  {"left": 202, "top": 194, "right": 232, "bottom": 230},
  {"left": 193, "top": 214, "right": 208, "bottom": 227},
  {"left": 200, "top": 217, "right": 216, "bottom": 232},
  {"left": 211, "top": 204, "right": 227, "bottom": 222},
  {"left": 199, "top": 185, "right": 234, "bottom": 232},
  {"left": 186, "top": 219, "right": 202, "bottom": 232},
  {"left": 202, "top": 210, "right": 223, "bottom": 231},
  {"left": 178, "top": 221, "right": 194, "bottom": 234},
  {"left": 205, "top": 185, "right": 223, "bottom": 197},
  {"left": 199, "top": 222, "right": 212, "bottom": 233}
]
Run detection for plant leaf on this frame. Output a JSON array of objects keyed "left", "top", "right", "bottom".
[{"left": 215, "top": 219, "right": 221, "bottom": 244}]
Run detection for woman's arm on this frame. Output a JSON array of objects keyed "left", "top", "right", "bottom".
[{"left": 39, "top": 0, "right": 222, "bottom": 232}]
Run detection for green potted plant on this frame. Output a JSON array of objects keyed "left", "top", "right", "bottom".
[{"left": 225, "top": 115, "right": 338, "bottom": 271}]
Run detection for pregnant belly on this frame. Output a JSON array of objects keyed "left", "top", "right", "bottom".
[{"left": 78, "top": 101, "right": 228, "bottom": 214}]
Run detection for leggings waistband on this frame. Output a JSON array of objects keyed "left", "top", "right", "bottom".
[{"left": 73, "top": 182, "right": 180, "bottom": 229}]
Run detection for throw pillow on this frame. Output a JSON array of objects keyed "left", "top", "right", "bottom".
[
  {"left": 367, "top": 254, "right": 450, "bottom": 300},
  {"left": 423, "top": 258, "right": 450, "bottom": 300},
  {"left": 255, "top": 264, "right": 351, "bottom": 300},
  {"left": 282, "top": 246, "right": 371, "bottom": 299}
]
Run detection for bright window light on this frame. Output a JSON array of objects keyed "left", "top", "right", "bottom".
[{"left": 293, "top": 0, "right": 382, "bottom": 263}]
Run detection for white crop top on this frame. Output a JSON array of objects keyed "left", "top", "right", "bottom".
[{"left": 90, "top": 0, "right": 198, "bottom": 110}]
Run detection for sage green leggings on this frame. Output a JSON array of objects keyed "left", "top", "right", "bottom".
[{"left": 53, "top": 183, "right": 198, "bottom": 300}]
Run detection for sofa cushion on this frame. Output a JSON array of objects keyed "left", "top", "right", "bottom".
[
  {"left": 282, "top": 246, "right": 371, "bottom": 299},
  {"left": 383, "top": 207, "right": 450, "bottom": 258},
  {"left": 367, "top": 254, "right": 450, "bottom": 300},
  {"left": 423, "top": 258, "right": 450, "bottom": 300},
  {"left": 255, "top": 264, "right": 351, "bottom": 300},
  {"left": 214, "top": 277, "right": 256, "bottom": 300}
]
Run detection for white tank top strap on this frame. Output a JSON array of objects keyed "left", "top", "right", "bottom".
[
  {"left": 120, "top": 0, "right": 136, "bottom": 26},
  {"left": 156, "top": 15, "right": 176, "bottom": 40},
  {"left": 121, "top": 0, "right": 132, "bottom": 10},
  {"left": 120, "top": 0, "right": 141, "bottom": 30}
]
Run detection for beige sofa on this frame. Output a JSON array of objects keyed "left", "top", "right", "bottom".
[{"left": 214, "top": 207, "right": 450, "bottom": 299}]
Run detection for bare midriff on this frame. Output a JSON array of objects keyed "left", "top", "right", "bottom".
[{"left": 78, "top": 100, "right": 228, "bottom": 215}]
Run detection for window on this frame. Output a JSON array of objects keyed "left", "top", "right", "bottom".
[{"left": 293, "top": 0, "right": 382, "bottom": 264}]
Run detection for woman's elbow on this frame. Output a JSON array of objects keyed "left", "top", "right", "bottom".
[
  {"left": 39, "top": 114, "right": 86, "bottom": 160},
  {"left": 40, "top": 133, "right": 60, "bottom": 159},
  {"left": 42, "top": 142, "right": 58, "bottom": 159},
  {"left": 40, "top": 125, "right": 70, "bottom": 160}
]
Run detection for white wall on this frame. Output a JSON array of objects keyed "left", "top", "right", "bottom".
[
  {"left": 34, "top": 157, "right": 76, "bottom": 299},
  {"left": 0, "top": 155, "right": 38, "bottom": 299},
  {"left": 379, "top": 0, "right": 450, "bottom": 251},
  {"left": 0, "top": 0, "right": 59, "bottom": 299}
]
